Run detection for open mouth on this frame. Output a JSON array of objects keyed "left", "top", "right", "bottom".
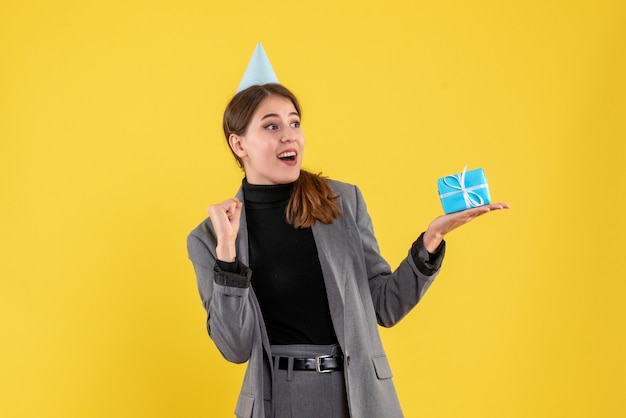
[{"left": 277, "top": 151, "right": 297, "bottom": 162}]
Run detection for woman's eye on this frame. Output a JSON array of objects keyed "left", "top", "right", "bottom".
[
  {"left": 264, "top": 124, "right": 278, "bottom": 130},
  {"left": 290, "top": 121, "right": 301, "bottom": 128}
]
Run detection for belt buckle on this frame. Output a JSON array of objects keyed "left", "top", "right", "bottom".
[{"left": 315, "top": 355, "right": 332, "bottom": 373}]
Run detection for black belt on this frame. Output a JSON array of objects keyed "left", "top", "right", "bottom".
[{"left": 274, "top": 355, "right": 343, "bottom": 373}]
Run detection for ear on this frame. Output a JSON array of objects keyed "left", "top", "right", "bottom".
[{"left": 228, "top": 133, "right": 247, "bottom": 159}]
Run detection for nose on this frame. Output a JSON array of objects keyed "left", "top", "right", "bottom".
[{"left": 281, "top": 130, "right": 296, "bottom": 143}]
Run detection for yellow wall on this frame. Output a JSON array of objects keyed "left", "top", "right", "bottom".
[{"left": 1, "top": 1, "right": 625, "bottom": 417}]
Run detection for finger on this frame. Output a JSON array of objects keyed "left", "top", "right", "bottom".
[
  {"left": 227, "top": 198, "right": 243, "bottom": 223},
  {"left": 207, "top": 197, "right": 240, "bottom": 216},
  {"left": 461, "top": 206, "right": 491, "bottom": 217},
  {"left": 227, "top": 200, "right": 237, "bottom": 217},
  {"left": 230, "top": 198, "right": 243, "bottom": 213},
  {"left": 230, "top": 202, "right": 243, "bottom": 225},
  {"left": 486, "top": 202, "right": 510, "bottom": 210},
  {"left": 226, "top": 202, "right": 237, "bottom": 221},
  {"left": 463, "top": 202, "right": 509, "bottom": 215}
]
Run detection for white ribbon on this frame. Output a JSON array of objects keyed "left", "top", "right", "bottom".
[{"left": 439, "top": 165, "right": 488, "bottom": 209}]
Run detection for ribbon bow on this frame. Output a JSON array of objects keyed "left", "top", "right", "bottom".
[{"left": 440, "top": 166, "right": 488, "bottom": 210}]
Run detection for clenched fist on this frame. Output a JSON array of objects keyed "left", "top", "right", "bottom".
[{"left": 207, "top": 197, "right": 243, "bottom": 262}]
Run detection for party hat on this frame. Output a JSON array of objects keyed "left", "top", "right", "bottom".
[{"left": 236, "top": 43, "right": 279, "bottom": 93}]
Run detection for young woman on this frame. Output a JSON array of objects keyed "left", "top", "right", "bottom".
[{"left": 187, "top": 83, "right": 508, "bottom": 418}]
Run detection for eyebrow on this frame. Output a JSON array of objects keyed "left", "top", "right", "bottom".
[{"left": 260, "top": 112, "right": 300, "bottom": 121}]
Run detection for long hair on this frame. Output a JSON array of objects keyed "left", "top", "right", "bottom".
[{"left": 223, "top": 83, "right": 342, "bottom": 228}]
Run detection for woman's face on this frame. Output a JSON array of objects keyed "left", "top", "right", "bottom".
[{"left": 230, "top": 95, "right": 305, "bottom": 185}]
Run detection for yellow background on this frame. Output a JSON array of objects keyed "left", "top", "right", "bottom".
[{"left": 1, "top": 0, "right": 625, "bottom": 417}]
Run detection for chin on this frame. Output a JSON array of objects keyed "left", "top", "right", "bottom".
[
  {"left": 279, "top": 168, "right": 301, "bottom": 184},
  {"left": 284, "top": 172, "right": 301, "bottom": 183}
]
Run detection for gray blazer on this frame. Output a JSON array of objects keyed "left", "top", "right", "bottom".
[{"left": 187, "top": 179, "right": 444, "bottom": 417}]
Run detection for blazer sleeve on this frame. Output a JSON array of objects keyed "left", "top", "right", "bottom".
[
  {"left": 187, "top": 225, "right": 256, "bottom": 364},
  {"left": 352, "top": 185, "right": 446, "bottom": 327}
]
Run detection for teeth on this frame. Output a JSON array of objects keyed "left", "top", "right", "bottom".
[{"left": 277, "top": 151, "right": 296, "bottom": 159}]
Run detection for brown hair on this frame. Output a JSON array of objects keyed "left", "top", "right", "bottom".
[{"left": 223, "top": 83, "right": 342, "bottom": 228}]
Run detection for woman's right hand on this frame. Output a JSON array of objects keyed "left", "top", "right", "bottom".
[{"left": 207, "top": 198, "right": 243, "bottom": 262}]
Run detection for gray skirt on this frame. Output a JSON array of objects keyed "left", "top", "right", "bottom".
[{"left": 270, "top": 344, "right": 350, "bottom": 418}]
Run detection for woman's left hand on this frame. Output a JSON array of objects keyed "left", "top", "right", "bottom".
[{"left": 423, "top": 202, "right": 510, "bottom": 253}]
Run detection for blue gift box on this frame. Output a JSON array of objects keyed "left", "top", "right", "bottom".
[{"left": 437, "top": 167, "right": 491, "bottom": 214}]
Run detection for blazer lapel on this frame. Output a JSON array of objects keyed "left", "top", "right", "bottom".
[
  {"left": 235, "top": 188, "right": 249, "bottom": 266},
  {"left": 312, "top": 218, "right": 351, "bottom": 349},
  {"left": 235, "top": 187, "right": 274, "bottom": 373}
]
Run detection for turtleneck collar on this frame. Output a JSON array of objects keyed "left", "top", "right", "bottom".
[{"left": 242, "top": 178, "right": 295, "bottom": 205}]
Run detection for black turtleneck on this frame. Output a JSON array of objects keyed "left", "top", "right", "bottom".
[{"left": 239, "top": 179, "right": 338, "bottom": 345}]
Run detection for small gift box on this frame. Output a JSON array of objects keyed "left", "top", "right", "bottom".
[{"left": 437, "top": 166, "right": 491, "bottom": 214}]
